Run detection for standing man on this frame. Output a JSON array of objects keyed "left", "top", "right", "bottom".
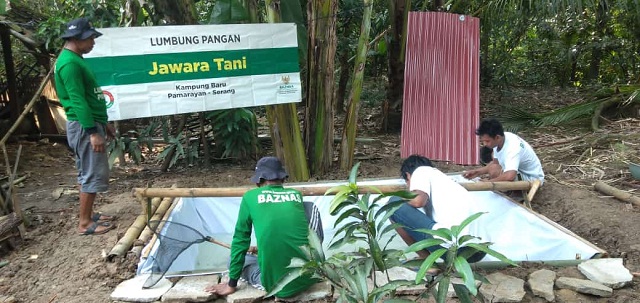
[
  {"left": 463, "top": 119, "right": 544, "bottom": 184},
  {"left": 390, "top": 155, "right": 485, "bottom": 263},
  {"left": 56, "top": 18, "right": 115, "bottom": 235},
  {"left": 206, "top": 157, "right": 318, "bottom": 299}
]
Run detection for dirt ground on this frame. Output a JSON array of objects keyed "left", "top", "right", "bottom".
[{"left": 1, "top": 88, "right": 640, "bottom": 302}]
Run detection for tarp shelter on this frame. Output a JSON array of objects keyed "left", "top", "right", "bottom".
[{"left": 138, "top": 177, "right": 604, "bottom": 278}]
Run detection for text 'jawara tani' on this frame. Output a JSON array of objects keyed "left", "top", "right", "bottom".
[{"left": 148, "top": 57, "right": 247, "bottom": 75}]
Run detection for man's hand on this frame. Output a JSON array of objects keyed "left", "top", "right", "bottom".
[
  {"left": 106, "top": 124, "right": 116, "bottom": 140},
  {"left": 205, "top": 283, "right": 236, "bottom": 296},
  {"left": 463, "top": 169, "right": 481, "bottom": 179},
  {"left": 90, "top": 133, "right": 106, "bottom": 153},
  {"left": 248, "top": 246, "right": 258, "bottom": 255}
]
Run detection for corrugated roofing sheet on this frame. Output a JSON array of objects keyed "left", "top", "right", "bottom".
[{"left": 401, "top": 12, "right": 480, "bottom": 165}]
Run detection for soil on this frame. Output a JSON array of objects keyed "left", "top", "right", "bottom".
[{"left": 1, "top": 88, "right": 640, "bottom": 303}]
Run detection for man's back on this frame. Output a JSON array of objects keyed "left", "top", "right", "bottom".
[
  {"left": 494, "top": 132, "right": 544, "bottom": 182},
  {"left": 232, "top": 184, "right": 314, "bottom": 297}
]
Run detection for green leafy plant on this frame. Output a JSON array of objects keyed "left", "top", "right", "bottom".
[
  {"left": 205, "top": 108, "right": 258, "bottom": 159},
  {"left": 407, "top": 213, "right": 517, "bottom": 303},
  {"left": 267, "top": 162, "right": 418, "bottom": 303},
  {"left": 107, "top": 122, "right": 156, "bottom": 168}
]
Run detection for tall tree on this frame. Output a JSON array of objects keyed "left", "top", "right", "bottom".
[
  {"left": 305, "top": 0, "right": 338, "bottom": 175},
  {"left": 264, "top": 0, "right": 310, "bottom": 181},
  {"left": 339, "top": 0, "right": 372, "bottom": 170},
  {"left": 382, "top": 0, "right": 410, "bottom": 132}
]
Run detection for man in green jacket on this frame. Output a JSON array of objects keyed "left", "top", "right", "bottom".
[
  {"left": 55, "top": 18, "right": 115, "bottom": 235},
  {"left": 206, "top": 157, "right": 318, "bottom": 298}
]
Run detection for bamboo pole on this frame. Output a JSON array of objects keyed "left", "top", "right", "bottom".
[
  {"left": 107, "top": 196, "right": 163, "bottom": 261},
  {"left": 594, "top": 181, "right": 640, "bottom": 207},
  {"left": 527, "top": 179, "right": 542, "bottom": 203},
  {"left": 130, "top": 195, "right": 175, "bottom": 257},
  {"left": 141, "top": 196, "right": 181, "bottom": 259},
  {"left": 132, "top": 181, "right": 534, "bottom": 198}
]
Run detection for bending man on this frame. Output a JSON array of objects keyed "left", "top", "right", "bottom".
[
  {"left": 390, "top": 155, "right": 485, "bottom": 262},
  {"left": 463, "top": 119, "right": 544, "bottom": 184},
  {"left": 206, "top": 157, "right": 320, "bottom": 299}
]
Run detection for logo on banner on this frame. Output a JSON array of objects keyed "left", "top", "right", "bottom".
[
  {"left": 103, "top": 90, "right": 115, "bottom": 109},
  {"left": 278, "top": 75, "right": 297, "bottom": 96}
]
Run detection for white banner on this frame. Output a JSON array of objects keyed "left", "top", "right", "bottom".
[{"left": 84, "top": 23, "right": 302, "bottom": 121}]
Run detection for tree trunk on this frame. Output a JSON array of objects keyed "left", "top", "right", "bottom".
[
  {"left": 587, "top": 0, "right": 609, "bottom": 81},
  {"left": 382, "top": 0, "right": 409, "bottom": 132},
  {"left": 339, "top": 0, "right": 372, "bottom": 170},
  {"left": 335, "top": 49, "right": 351, "bottom": 114},
  {"left": 305, "top": 0, "right": 338, "bottom": 175},
  {"left": 264, "top": 0, "right": 310, "bottom": 182}
]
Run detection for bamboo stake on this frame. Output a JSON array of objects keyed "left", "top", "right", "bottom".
[
  {"left": 131, "top": 181, "right": 534, "bottom": 198},
  {"left": 107, "top": 196, "right": 163, "bottom": 261},
  {"left": 130, "top": 195, "right": 175, "bottom": 257},
  {"left": 526, "top": 179, "right": 542, "bottom": 203},
  {"left": 594, "top": 181, "right": 640, "bottom": 207},
  {"left": 1, "top": 145, "right": 25, "bottom": 237},
  {"left": 141, "top": 196, "right": 181, "bottom": 259}
]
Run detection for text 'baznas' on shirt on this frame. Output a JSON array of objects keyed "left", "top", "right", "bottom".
[{"left": 257, "top": 192, "right": 302, "bottom": 203}]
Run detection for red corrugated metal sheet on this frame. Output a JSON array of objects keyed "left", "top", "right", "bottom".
[{"left": 401, "top": 12, "right": 480, "bottom": 165}]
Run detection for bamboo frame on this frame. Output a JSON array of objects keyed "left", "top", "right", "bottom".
[
  {"left": 132, "top": 181, "right": 535, "bottom": 199},
  {"left": 107, "top": 196, "right": 163, "bottom": 261}
]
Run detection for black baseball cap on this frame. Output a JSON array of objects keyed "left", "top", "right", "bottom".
[
  {"left": 250, "top": 157, "right": 289, "bottom": 183},
  {"left": 61, "top": 18, "right": 102, "bottom": 40}
]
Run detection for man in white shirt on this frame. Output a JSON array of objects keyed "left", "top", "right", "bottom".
[
  {"left": 390, "top": 155, "right": 485, "bottom": 262},
  {"left": 463, "top": 119, "right": 544, "bottom": 184}
]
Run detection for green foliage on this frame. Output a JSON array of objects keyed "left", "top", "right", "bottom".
[
  {"left": 107, "top": 121, "right": 157, "bottom": 168},
  {"left": 36, "top": 0, "right": 127, "bottom": 51},
  {"left": 268, "top": 163, "right": 418, "bottom": 302},
  {"left": 407, "top": 213, "right": 517, "bottom": 302},
  {"left": 205, "top": 108, "right": 258, "bottom": 159},
  {"left": 502, "top": 85, "right": 640, "bottom": 131}
]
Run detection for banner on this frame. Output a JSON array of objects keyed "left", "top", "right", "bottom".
[{"left": 85, "top": 23, "right": 302, "bottom": 121}]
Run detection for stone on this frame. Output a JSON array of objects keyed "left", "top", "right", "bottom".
[
  {"left": 0, "top": 295, "right": 16, "bottom": 303},
  {"left": 277, "top": 282, "right": 332, "bottom": 302},
  {"left": 444, "top": 277, "right": 483, "bottom": 298},
  {"left": 110, "top": 274, "right": 173, "bottom": 302},
  {"left": 225, "top": 279, "right": 266, "bottom": 303},
  {"left": 369, "top": 267, "right": 426, "bottom": 295},
  {"left": 479, "top": 272, "right": 526, "bottom": 302},
  {"left": 577, "top": 258, "right": 633, "bottom": 289},
  {"left": 555, "top": 277, "right": 612, "bottom": 297},
  {"left": 528, "top": 269, "right": 556, "bottom": 302},
  {"left": 161, "top": 275, "right": 219, "bottom": 302}
]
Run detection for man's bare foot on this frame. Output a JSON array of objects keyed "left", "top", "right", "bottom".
[{"left": 205, "top": 283, "right": 236, "bottom": 296}]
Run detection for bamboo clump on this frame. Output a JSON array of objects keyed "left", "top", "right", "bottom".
[
  {"left": 130, "top": 195, "right": 176, "bottom": 257},
  {"left": 107, "top": 195, "right": 163, "bottom": 261}
]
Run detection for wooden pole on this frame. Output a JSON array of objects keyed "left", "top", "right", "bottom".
[
  {"left": 107, "top": 196, "right": 163, "bottom": 261},
  {"left": 131, "top": 181, "right": 534, "bottom": 198},
  {"left": 594, "top": 181, "right": 640, "bottom": 207},
  {"left": 1, "top": 145, "right": 25, "bottom": 237},
  {"left": 1, "top": 25, "right": 20, "bottom": 124},
  {"left": 527, "top": 179, "right": 542, "bottom": 203}
]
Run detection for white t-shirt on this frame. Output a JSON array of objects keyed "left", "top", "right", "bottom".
[
  {"left": 494, "top": 132, "right": 545, "bottom": 184},
  {"left": 409, "top": 166, "right": 479, "bottom": 233}
]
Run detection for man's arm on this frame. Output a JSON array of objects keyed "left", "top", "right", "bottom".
[
  {"left": 226, "top": 198, "right": 253, "bottom": 290},
  {"left": 487, "top": 170, "right": 517, "bottom": 182},
  {"left": 58, "top": 63, "right": 96, "bottom": 133},
  {"left": 406, "top": 189, "right": 429, "bottom": 208},
  {"left": 463, "top": 162, "right": 493, "bottom": 179}
]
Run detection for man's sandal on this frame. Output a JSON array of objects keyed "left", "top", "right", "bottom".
[
  {"left": 92, "top": 212, "right": 117, "bottom": 222},
  {"left": 79, "top": 221, "right": 115, "bottom": 236}
]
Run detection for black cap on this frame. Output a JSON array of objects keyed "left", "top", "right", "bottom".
[
  {"left": 250, "top": 157, "right": 289, "bottom": 183},
  {"left": 61, "top": 18, "right": 102, "bottom": 40}
]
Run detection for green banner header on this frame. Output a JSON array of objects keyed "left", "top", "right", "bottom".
[{"left": 86, "top": 47, "right": 299, "bottom": 86}]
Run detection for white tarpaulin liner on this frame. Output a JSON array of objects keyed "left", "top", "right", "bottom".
[{"left": 138, "top": 178, "right": 602, "bottom": 277}]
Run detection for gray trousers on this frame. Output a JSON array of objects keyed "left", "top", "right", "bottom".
[
  {"left": 238, "top": 201, "right": 323, "bottom": 289},
  {"left": 66, "top": 121, "right": 109, "bottom": 193}
]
